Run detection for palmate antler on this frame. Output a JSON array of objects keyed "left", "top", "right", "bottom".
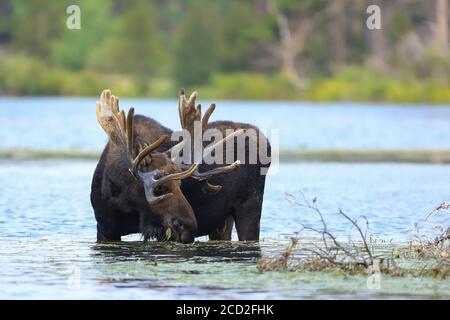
[
  {"left": 96, "top": 89, "right": 198, "bottom": 203},
  {"left": 175, "top": 89, "right": 243, "bottom": 194},
  {"left": 178, "top": 89, "right": 216, "bottom": 156},
  {"left": 96, "top": 89, "right": 166, "bottom": 174}
]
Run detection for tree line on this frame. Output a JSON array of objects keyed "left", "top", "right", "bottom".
[{"left": 0, "top": 0, "right": 448, "bottom": 102}]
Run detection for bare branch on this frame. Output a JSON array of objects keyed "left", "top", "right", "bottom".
[{"left": 284, "top": 192, "right": 374, "bottom": 268}]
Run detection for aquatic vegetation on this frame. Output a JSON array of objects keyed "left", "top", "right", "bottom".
[
  {"left": 257, "top": 238, "right": 299, "bottom": 272},
  {"left": 159, "top": 228, "right": 173, "bottom": 243},
  {"left": 403, "top": 207, "right": 450, "bottom": 279},
  {"left": 257, "top": 193, "right": 449, "bottom": 279}
]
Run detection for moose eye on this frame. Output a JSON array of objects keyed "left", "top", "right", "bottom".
[{"left": 153, "top": 172, "right": 163, "bottom": 180}]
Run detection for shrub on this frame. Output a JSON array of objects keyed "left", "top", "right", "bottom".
[{"left": 198, "top": 73, "right": 298, "bottom": 100}]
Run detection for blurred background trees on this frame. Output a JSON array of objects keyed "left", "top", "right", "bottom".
[{"left": 0, "top": 0, "right": 448, "bottom": 102}]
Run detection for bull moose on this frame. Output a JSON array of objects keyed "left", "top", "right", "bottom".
[{"left": 91, "top": 89, "right": 270, "bottom": 243}]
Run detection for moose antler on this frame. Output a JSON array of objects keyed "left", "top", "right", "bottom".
[
  {"left": 96, "top": 89, "right": 167, "bottom": 176},
  {"left": 177, "top": 89, "right": 216, "bottom": 162},
  {"left": 96, "top": 89, "right": 199, "bottom": 202},
  {"left": 96, "top": 89, "right": 127, "bottom": 147},
  {"left": 174, "top": 89, "right": 242, "bottom": 194},
  {"left": 178, "top": 89, "right": 216, "bottom": 135}
]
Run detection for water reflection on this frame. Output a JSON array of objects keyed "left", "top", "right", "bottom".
[{"left": 91, "top": 240, "right": 262, "bottom": 264}]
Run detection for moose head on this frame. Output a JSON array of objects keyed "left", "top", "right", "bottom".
[{"left": 95, "top": 89, "right": 240, "bottom": 243}]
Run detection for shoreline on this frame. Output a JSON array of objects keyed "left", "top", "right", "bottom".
[
  {"left": 279, "top": 148, "right": 450, "bottom": 164},
  {"left": 2, "top": 148, "right": 450, "bottom": 164}
]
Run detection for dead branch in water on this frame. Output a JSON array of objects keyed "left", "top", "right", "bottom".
[
  {"left": 257, "top": 192, "right": 374, "bottom": 273},
  {"left": 258, "top": 194, "right": 449, "bottom": 279},
  {"left": 413, "top": 204, "right": 449, "bottom": 255},
  {"left": 286, "top": 191, "right": 374, "bottom": 269},
  {"left": 425, "top": 202, "right": 450, "bottom": 221}
]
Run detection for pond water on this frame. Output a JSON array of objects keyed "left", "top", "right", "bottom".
[
  {"left": 0, "top": 98, "right": 449, "bottom": 299},
  {"left": 1, "top": 97, "right": 450, "bottom": 150},
  {"left": 0, "top": 161, "right": 449, "bottom": 299}
]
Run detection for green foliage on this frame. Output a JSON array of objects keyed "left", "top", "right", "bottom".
[
  {"left": 173, "top": 0, "right": 222, "bottom": 86},
  {"left": 10, "top": 0, "right": 67, "bottom": 59},
  {"left": 306, "top": 66, "right": 450, "bottom": 103},
  {"left": 219, "top": 2, "right": 272, "bottom": 71},
  {"left": 112, "top": 1, "right": 165, "bottom": 77},
  {"left": 278, "top": 0, "right": 326, "bottom": 13},
  {"left": 0, "top": 0, "right": 449, "bottom": 103},
  {"left": 411, "top": 51, "right": 450, "bottom": 83},
  {"left": 388, "top": 12, "right": 413, "bottom": 42},
  {"left": 0, "top": 54, "right": 64, "bottom": 95},
  {"left": 198, "top": 73, "right": 297, "bottom": 100},
  {"left": 0, "top": 53, "right": 140, "bottom": 97},
  {"left": 51, "top": 0, "right": 114, "bottom": 70},
  {"left": 87, "top": 0, "right": 166, "bottom": 94},
  {"left": 1, "top": 52, "right": 448, "bottom": 103}
]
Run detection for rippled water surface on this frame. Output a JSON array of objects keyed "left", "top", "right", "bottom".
[{"left": 0, "top": 161, "right": 449, "bottom": 299}]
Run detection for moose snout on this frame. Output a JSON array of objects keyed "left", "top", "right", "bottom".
[{"left": 171, "top": 218, "right": 196, "bottom": 244}]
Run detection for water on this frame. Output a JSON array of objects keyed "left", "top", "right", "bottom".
[
  {"left": 0, "top": 161, "right": 449, "bottom": 299},
  {"left": 0, "top": 98, "right": 449, "bottom": 299},
  {"left": 1, "top": 97, "right": 450, "bottom": 150}
]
